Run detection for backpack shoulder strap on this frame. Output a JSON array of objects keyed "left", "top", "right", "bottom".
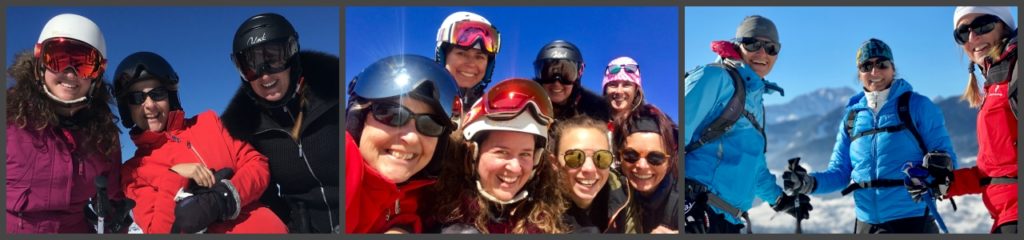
[
  {"left": 845, "top": 108, "right": 861, "bottom": 138},
  {"left": 897, "top": 92, "right": 928, "bottom": 153},
  {"left": 684, "top": 63, "right": 748, "bottom": 153}
]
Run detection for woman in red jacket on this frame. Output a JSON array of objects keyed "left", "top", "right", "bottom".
[
  {"left": 114, "top": 52, "right": 286, "bottom": 233},
  {"left": 947, "top": 6, "right": 1018, "bottom": 234},
  {"left": 345, "top": 55, "right": 461, "bottom": 233}
]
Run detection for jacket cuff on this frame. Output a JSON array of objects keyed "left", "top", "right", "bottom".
[{"left": 220, "top": 179, "right": 241, "bottom": 220}]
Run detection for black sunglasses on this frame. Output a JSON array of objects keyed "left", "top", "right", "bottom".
[
  {"left": 620, "top": 148, "right": 669, "bottom": 166},
  {"left": 123, "top": 87, "right": 170, "bottom": 105},
  {"left": 369, "top": 103, "right": 446, "bottom": 137},
  {"left": 859, "top": 60, "right": 892, "bottom": 73},
  {"left": 741, "top": 37, "right": 778, "bottom": 55},
  {"left": 738, "top": 37, "right": 781, "bottom": 56},
  {"left": 562, "top": 149, "right": 613, "bottom": 169},
  {"left": 954, "top": 14, "right": 1001, "bottom": 45}
]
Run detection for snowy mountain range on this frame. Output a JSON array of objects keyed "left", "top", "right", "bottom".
[{"left": 749, "top": 87, "right": 989, "bottom": 233}]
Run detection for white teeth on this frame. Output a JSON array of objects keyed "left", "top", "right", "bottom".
[
  {"left": 459, "top": 71, "right": 476, "bottom": 78},
  {"left": 499, "top": 175, "right": 519, "bottom": 184},
  {"left": 576, "top": 178, "right": 597, "bottom": 187},
  {"left": 262, "top": 80, "right": 278, "bottom": 88},
  {"left": 388, "top": 150, "right": 415, "bottom": 160},
  {"left": 752, "top": 60, "right": 767, "bottom": 65},
  {"left": 60, "top": 82, "right": 78, "bottom": 89},
  {"left": 634, "top": 174, "right": 654, "bottom": 180},
  {"left": 869, "top": 78, "right": 882, "bottom": 82}
]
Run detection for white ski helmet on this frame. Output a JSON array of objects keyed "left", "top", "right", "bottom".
[
  {"left": 435, "top": 11, "right": 500, "bottom": 108},
  {"left": 37, "top": 13, "right": 106, "bottom": 58}
]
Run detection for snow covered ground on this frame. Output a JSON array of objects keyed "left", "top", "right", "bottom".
[{"left": 747, "top": 193, "right": 991, "bottom": 233}]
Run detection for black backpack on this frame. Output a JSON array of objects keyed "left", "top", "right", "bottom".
[
  {"left": 684, "top": 63, "right": 766, "bottom": 153},
  {"left": 843, "top": 92, "right": 926, "bottom": 153}
]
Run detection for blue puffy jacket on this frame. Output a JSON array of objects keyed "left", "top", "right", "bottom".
[
  {"left": 684, "top": 59, "right": 784, "bottom": 224},
  {"left": 811, "top": 78, "right": 957, "bottom": 224}
]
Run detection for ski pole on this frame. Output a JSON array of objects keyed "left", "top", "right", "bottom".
[
  {"left": 794, "top": 194, "right": 802, "bottom": 233},
  {"left": 94, "top": 176, "right": 108, "bottom": 234}
]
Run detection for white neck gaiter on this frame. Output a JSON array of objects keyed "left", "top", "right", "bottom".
[{"left": 864, "top": 87, "right": 891, "bottom": 114}]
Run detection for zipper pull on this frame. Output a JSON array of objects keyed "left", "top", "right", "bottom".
[
  {"left": 394, "top": 199, "right": 401, "bottom": 216},
  {"left": 298, "top": 143, "right": 305, "bottom": 158}
]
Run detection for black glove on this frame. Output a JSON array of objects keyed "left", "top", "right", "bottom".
[
  {"left": 772, "top": 194, "right": 812, "bottom": 220},
  {"left": 923, "top": 151, "right": 954, "bottom": 198},
  {"left": 782, "top": 157, "right": 816, "bottom": 195},
  {"left": 683, "top": 191, "right": 710, "bottom": 233},
  {"left": 170, "top": 168, "right": 239, "bottom": 233}
]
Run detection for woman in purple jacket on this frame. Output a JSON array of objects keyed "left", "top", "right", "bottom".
[{"left": 6, "top": 13, "right": 124, "bottom": 233}]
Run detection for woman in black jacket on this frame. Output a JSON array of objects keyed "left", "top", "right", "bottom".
[{"left": 220, "top": 13, "right": 340, "bottom": 233}]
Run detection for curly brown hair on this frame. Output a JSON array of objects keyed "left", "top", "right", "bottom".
[
  {"left": 427, "top": 129, "right": 568, "bottom": 233},
  {"left": 6, "top": 50, "right": 120, "bottom": 155}
]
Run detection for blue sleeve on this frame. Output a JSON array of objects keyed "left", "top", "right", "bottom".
[
  {"left": 914, "top": 94, "right": 958, "bottom": 168},
  {"left": 684, "top": 65, "right": 728, "bottom": 145},
  {"left": 755, "top": 154, "right": 784, "bottom": 205},
  {"left": 811, "top": 110, "right": 855, "bottom": 194}
]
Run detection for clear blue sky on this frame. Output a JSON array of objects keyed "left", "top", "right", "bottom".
[
  {"left": 6, "top": 7, "right": 339, "bottom": 161},
  {"left": 345, "top": 6, "right": 679, "bottom": 121},
  {"left": 685, "top": 6, "right": 1018, "bottom": 105}
]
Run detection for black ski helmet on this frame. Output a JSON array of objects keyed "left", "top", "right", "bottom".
[
  {"left": 533, "top": 40, "right": 584, "bottom": 80},
  {"left": 113, "top": 51, "right": 182, "bottom": 129},
  {"left": 231, "top": 13, "right": 302, "bottom": 108}
]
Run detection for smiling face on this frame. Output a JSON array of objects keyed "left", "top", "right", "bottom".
[
  {"left": 557, "top": 127, "right": 611, "bottom": 209},
  {"left": 358, "top": 98, "right": 439, "bottom": 184},
  {"left": 127, "top": 79, "right": 170, "bottom": 132},
  {"left": 445, "top": 46, "right": 489, "bottom": 89},
  {"left": 42, "top": 68, "right": 92, "bottom": 102},
  {"left": 739, "top": 37, "right": 778, "bottom": 78},
  {"left": 248, "top": 68, "right": 291, "bottom": 102},
  {"left": 476, "top": 131, "right": 536, "bottom": 202},
  {"left": 957, "top": 13, "right": 1008, "bottom": 65},
  {"left": 605, "top": 81, "right": 638, "bottom": 117},
  {"left": 858, "top": 58, "right": 895, "bottom": 92},
  {"left": 621, "top": 132, "right": 669, "bottom": 196}
]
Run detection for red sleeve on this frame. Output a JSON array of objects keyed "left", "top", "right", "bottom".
[
  {"left": 122, "top": 158, "right": 188, "bottom": 234},
  {"left": 345, "top": 132, "right": 364, "bottom": 233},
  {"left": 947, "top": 166, "right": 984, "bottom": 197},
  {"left": 212, "top": 112, "right": 269, "bottom": 206}
]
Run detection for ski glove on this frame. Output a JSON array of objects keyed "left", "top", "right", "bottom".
[
  {"left": 84, "top": 198, "right": 136, "bottom": 233},
  {"left": 782, "top": 157, "right": 816, "bottom": 195},
  {"left": 170, "top": 168, "right": 240, "bottom": 233},
  {"left": 922, "top": 151, "right": 954, "bottom": 198},
  {"left": 771, "top": 194, "right": 812, "bottom": 220},
  {"left": 902, "top": 162, "right": 931, "bottom": 203}
]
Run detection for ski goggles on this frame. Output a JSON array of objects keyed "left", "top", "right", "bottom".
[
  {"left": 954, "top": 14, "right": 1000, "bottom": 45},
  {"left": 369, "top": 102, "right": 447, "bottom": 137},
  {"left": 35, "top": 37, "right": 105, "bottom": 79},
  {"left": 445, "top": 20, "right": 500, "bottom": 54},
  {"left": 535, "top": 59, "right": 579, "bottom": 85},
  {"left": 465, "top": 78, "right": 554, "bottom": 127},
  {"left": 232, "top": 37, "right": 298, "bottom": 82},
  {"left": 620, "top": 148, "right": 669, "bottom": 166},
  {"left": 737, "top": 37, "right": 780, "bottom": 56},
  {"left": 858, "top": 60, "right": 892, "bottom": 73},
  {"left": 562, "top": 149, "right": 613, "bottom": 169},
  {"left": 123, "top": 87, "right": 171, "bottom": 105}
]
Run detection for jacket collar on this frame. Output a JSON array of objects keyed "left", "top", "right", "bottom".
[{"left": 130, "top": 110, "right": 187, "bottom": 148}]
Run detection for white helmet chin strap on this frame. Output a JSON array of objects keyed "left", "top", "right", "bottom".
[
  {"left": 42, "top": 82, "right": 89, "bottom": 104},
  {"left": 476, "top": 180, "right": 530, "bottom": 205}
]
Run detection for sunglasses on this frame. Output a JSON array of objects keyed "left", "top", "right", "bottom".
[
  {"left": 858, "top": 60, "right": 892, "bottom": 73},
  {"left": 606, "top": 64, "right": 639, "bottom": 75},
  {"left": 233, "top": 38, "right": 298, "bottom": 82},
  {"left": 535, "top": 59, "right": 579, "bottom": 85},
  {"left": 123, "top": 87, "right": 170, "bottom": 105},
  {"left": 370, "top": 103, "right": 446, "bottom": 137},
  {"left": 620, "top": 148, "right": 669, "bottom": 166},
  {"left": 562, "top": 149, "right": 613, "bottom": 169},
  {"left": 954, "top": 15, "right": 1001, "bottom": 45},
  {"left": 36, "top": 37, "right": 106, "bottom": 79},
  {"left": 738, "top": 37, "right": 781, "bottom": 56}
]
